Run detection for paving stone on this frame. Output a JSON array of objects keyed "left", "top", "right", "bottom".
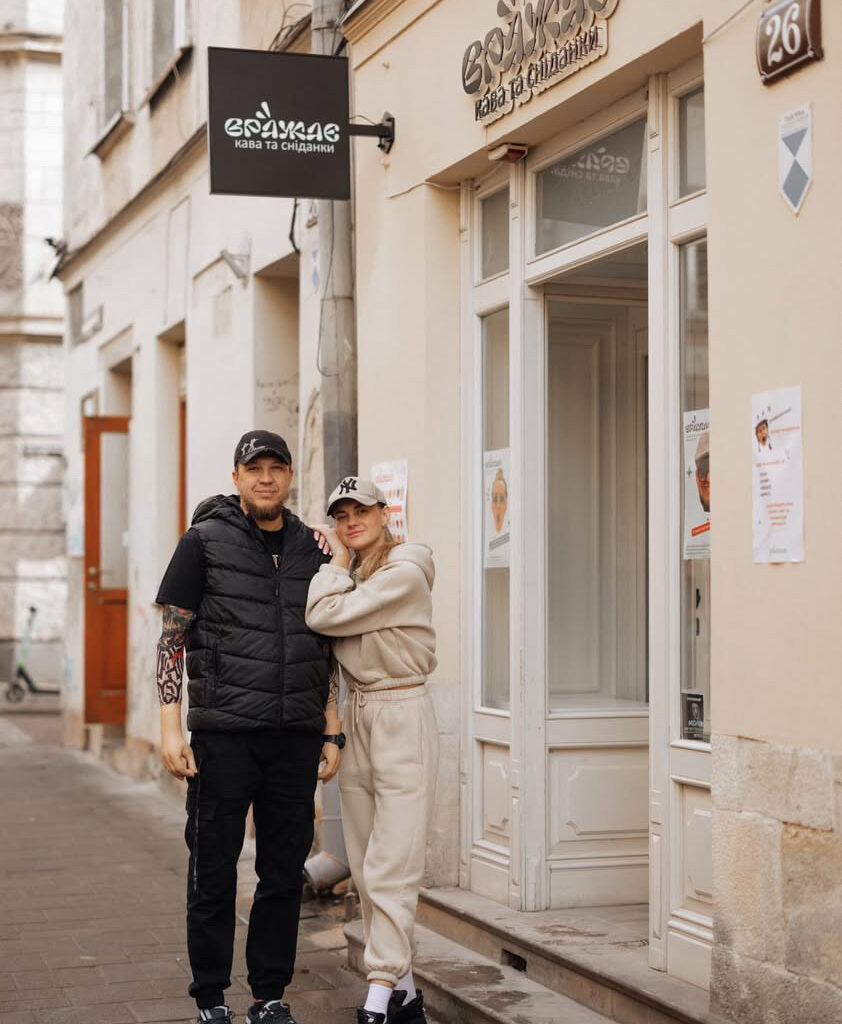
[{"left": 35, "top": 1006, "right": 136, "bottom": 1024}]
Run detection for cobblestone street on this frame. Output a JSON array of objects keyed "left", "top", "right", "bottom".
[{"left": 0, "top": 714, "right": 370, "bottom": 1024}]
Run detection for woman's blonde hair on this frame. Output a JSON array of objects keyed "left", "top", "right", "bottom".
[{"left": 353, "top": 516, "right": 399, "bottom": 581}]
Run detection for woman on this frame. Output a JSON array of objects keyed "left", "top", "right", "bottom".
[{"left": 305, "top": 476, "right": 438, "bottom": 1024}]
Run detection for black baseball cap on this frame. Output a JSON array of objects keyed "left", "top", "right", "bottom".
[{"left": 234, "top": 430, "right": 292, "bottom": 467}]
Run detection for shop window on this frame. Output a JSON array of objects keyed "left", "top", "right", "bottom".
[
  {"left": 481, "top": 187, "right": 509, "bottom": 279},
  {"left": 103, "top": 0, "right": 130, "bottom": 126},
  {"left": 679, "top": 238, "right": 710, "bottom": 742},
  {"left": 679, "top": 87, "right": 706, "bottom": 197},
  {"left": 481, "top": 309, "right": 510, "bottom": 711},
  {"left": 535, "top": 118, "right": 647, "bottom": 256}
]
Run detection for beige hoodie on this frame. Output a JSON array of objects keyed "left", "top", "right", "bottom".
[{"left": 305, "top": 543, "right": 437, "bottom": 690}]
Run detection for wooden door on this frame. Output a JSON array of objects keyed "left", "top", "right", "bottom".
[{"left": 84, "top": 416, "right": 130, "bottom": 725}]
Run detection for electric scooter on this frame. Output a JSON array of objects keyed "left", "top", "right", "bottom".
[{"left": 4, "top": 606, "right": 60, "bottom": 703}]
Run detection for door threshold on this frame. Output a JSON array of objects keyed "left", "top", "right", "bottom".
[{"left": 416, "top": 887, "right": 727, "bottom": 1024}]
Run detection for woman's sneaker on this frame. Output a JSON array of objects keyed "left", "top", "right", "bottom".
[
  {"left": 356, "top": 1011, "right": 386, "bottom": 1024},
  {"left": 387, "top": 988, "right": 427, "bottom": 1024}
]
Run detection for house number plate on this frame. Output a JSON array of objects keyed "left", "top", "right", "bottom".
[{"left": 757, "top": 0, "right": 822, "bottom": 84}]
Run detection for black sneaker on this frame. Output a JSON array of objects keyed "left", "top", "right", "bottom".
[
  {"left": 197, "top": 1008, "right": 234, "bottom": 1024},
  {"left": 387, "top": 989, "right": 426, "bottom": 1024},
  {"left": 246, "top": 1002, "right": 297, "bottom": 1024},
  {"left": 356, "top": 1011, "right": 386, "bottom": 1024}
]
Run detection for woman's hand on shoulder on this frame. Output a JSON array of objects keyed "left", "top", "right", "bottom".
[{"left": 311, "top": 523, "right": 351, "bottom": 569}]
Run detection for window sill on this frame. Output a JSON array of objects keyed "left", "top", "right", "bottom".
[
  {"left": 142, "top": 45, "right": 192, "bottom": 111},
  {"left": 89, "top": 110, "right": 135, "bottom": 161}
]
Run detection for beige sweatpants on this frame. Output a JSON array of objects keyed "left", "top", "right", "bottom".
[{"left": 339, "top": 684, "right": 439, "bottom": 986}]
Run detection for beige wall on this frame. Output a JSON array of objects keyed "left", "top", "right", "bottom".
[{"left": 706, "top": 2, "right": 842, "bottom": 754}]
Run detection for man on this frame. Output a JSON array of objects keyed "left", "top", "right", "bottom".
[
  {"left": 694, "top": 430, "right": 710, "bottom": 513},
  {"left": 156, "top": 430, "right": 343, "bottom": 1024}
]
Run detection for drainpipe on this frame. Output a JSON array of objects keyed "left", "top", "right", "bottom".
[{"left": 304, "top": 0, "right": 354, "bottom": 892}]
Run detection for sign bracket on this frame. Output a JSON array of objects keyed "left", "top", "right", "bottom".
[{"left": 347, "top": 112, "right": 395, "bottom": 154}]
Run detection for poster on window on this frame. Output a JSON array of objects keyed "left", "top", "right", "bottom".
[
  {"left": 483, "top": 448, "right": 510, "bottom": 568},
  {"left": 683, "top": 410, "right": 711, "bottom": 560},
  {"left": 752, "top": 386, "right": 804, "bottom": 563},
  {"left": 371, "top": 458, "right": 409, "bottom": 544}
]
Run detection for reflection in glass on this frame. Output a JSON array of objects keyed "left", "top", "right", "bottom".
[
  {"left": 481, "top": 188, "right": 510, "bottom": 279},
  {"left": 679, "top": 87, "right": 706, "bottom": 197},
  {"left": 482, "top": 309, "right": 510, "bottom": 710},
  {"left": 100, "top": 432, "right": 130, "bottom": 589},
  {"left": 546, "top": 302, "right": 648, "bottom": 710},
  {"left": 680, "top": 239, "right": 710, "bottom": 741},
  {"left": 536, "top": 119, "right": 647, "bottom": 255}
]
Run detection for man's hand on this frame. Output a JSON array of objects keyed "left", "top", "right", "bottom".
[
  {"left": 312, "top": 524, "right": 351, "bottom": 570},
  {"left": 319, "top": 741, "right": 341, "bottom": 782},
  {"left": 161, "top": 733, "right": 198, "bottom": 780},
  {"left": 160, "top": 703, "right": 197, "bottom": 780}
]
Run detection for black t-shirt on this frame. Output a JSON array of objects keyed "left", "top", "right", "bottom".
[{"left": 156, "top": 525, "right": 286, "bottom": 612}]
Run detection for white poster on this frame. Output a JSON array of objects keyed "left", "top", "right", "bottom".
[
  {"left": 683, "top": 409, "right": 710, "bottom": 560},
  {"left": 752, "top": 386, "right": 804, "bottom": 563},
  {"left": 371, "top": 458, "right": 409, "bottom": 543},
  {"left": 483, "top": 448, "right": 510, "bottom": 568}
]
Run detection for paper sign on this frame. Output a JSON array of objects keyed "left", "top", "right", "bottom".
[
  {"left": 752, "top": 386, "right": 804, "bottom": 563},
  {"left": 371, "top": 458, "right": 409, "bottom": 543},
  {"left": 483, "top": 449, "right": 511, "bottom": 568},
  {"left": 683, "top": 410, "right": 711, "bottom": 560}
]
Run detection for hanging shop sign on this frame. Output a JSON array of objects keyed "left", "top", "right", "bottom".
[
  {"left": 757, "top": 0, "right": 822, "bottom": 85},
  {"left": 208, "top": 48, "right": 394, "bottom": 200},
  {"left": 209, "top": 48, "right": 350, "bottom": 199},
  {"left": 462, "top": 0, "right": 620, "bottom": 125}
]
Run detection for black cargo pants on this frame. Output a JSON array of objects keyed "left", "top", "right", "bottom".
[{"left": 185, "top": 729, "right": 323, "bottom": 1009}]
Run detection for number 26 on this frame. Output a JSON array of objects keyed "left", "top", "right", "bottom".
[{"left": 766, "top": 3, "right": 803, "bottom": 65}]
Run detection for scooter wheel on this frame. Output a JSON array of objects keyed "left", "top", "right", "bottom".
[{"left": 6, "top": 683, "right": 25, "bottom": 703}]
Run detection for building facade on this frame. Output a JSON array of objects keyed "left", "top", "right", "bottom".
[
  {"left": 0, "top": 0, "right": 65, "bottom": 695},
  {"left": 57, "top": 1, "right": 329, "bottom": 765},
  {"left": 341, "top": 0, "right": 841, "bottom": 1019}
]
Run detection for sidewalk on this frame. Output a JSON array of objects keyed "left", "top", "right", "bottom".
[{"left": 0, "top": 715, "right": 370, "bottom": 1024}]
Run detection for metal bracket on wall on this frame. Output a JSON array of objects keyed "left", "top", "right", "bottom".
[{"left": 347, "top": 112, "right": 395, "bottom": 154}]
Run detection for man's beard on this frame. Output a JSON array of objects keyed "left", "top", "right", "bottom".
[{"left": 244, "top": 497, "right": 285, "bottom": 522}]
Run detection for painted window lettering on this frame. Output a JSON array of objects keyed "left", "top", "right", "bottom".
[{"left": 224, "top": 101, "right": 340, "bottom": 146}]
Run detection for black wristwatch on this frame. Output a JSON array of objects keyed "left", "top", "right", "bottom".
[{"left": 322, "top": 733, "right": 346, "bottom": 749}]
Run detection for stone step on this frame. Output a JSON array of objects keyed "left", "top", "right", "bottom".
[
  {"left": 417, "top": 887, "right": 728, "bottom": 1024},
  {"left": 346, "top": 918, "right": 617, "bottom": 1024}
]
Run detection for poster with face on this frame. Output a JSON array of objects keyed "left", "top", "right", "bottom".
[
  {"left": 683, "top": 409, "right": 711, "bottom": 560},
  {"left": 752, "top": 386, "right": 804, "bottom": 563},
  {"left": 484, "top": 448, "right": 510, "bottom": 568},
  {"left": 371, "top": 458, "right": 409, "bottom": 544}
]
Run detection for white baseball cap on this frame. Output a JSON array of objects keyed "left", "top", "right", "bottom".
[{"left": 327, "top": 476, "right": 388, "bottom": 516}]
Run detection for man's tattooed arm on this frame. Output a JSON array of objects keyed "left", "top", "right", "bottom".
[{"left": 157, "top": 605, "right": 196, "bottom": 705}]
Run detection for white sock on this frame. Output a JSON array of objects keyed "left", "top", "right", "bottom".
[
  {"left": 397, "top": 969, "right": 417, "bottom": 1002},
  {"left": 363, "top": 983, "right": 393, "bottom": 1016}
]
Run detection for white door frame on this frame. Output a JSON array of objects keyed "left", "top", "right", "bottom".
[{"left": 459, "top": 62, "right": 712, "bottom": 987}]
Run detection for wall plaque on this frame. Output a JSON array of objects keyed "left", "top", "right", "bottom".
[
  {"left": 462, "top": 0, "right": 620, "bottom": 125},
  {"left": 757, "top": 0, "right": 822, "bottom": 85}
]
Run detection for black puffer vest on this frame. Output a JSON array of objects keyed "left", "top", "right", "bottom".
[{"left": 185, "top": 495, "right": 330, "bottom": 733}]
